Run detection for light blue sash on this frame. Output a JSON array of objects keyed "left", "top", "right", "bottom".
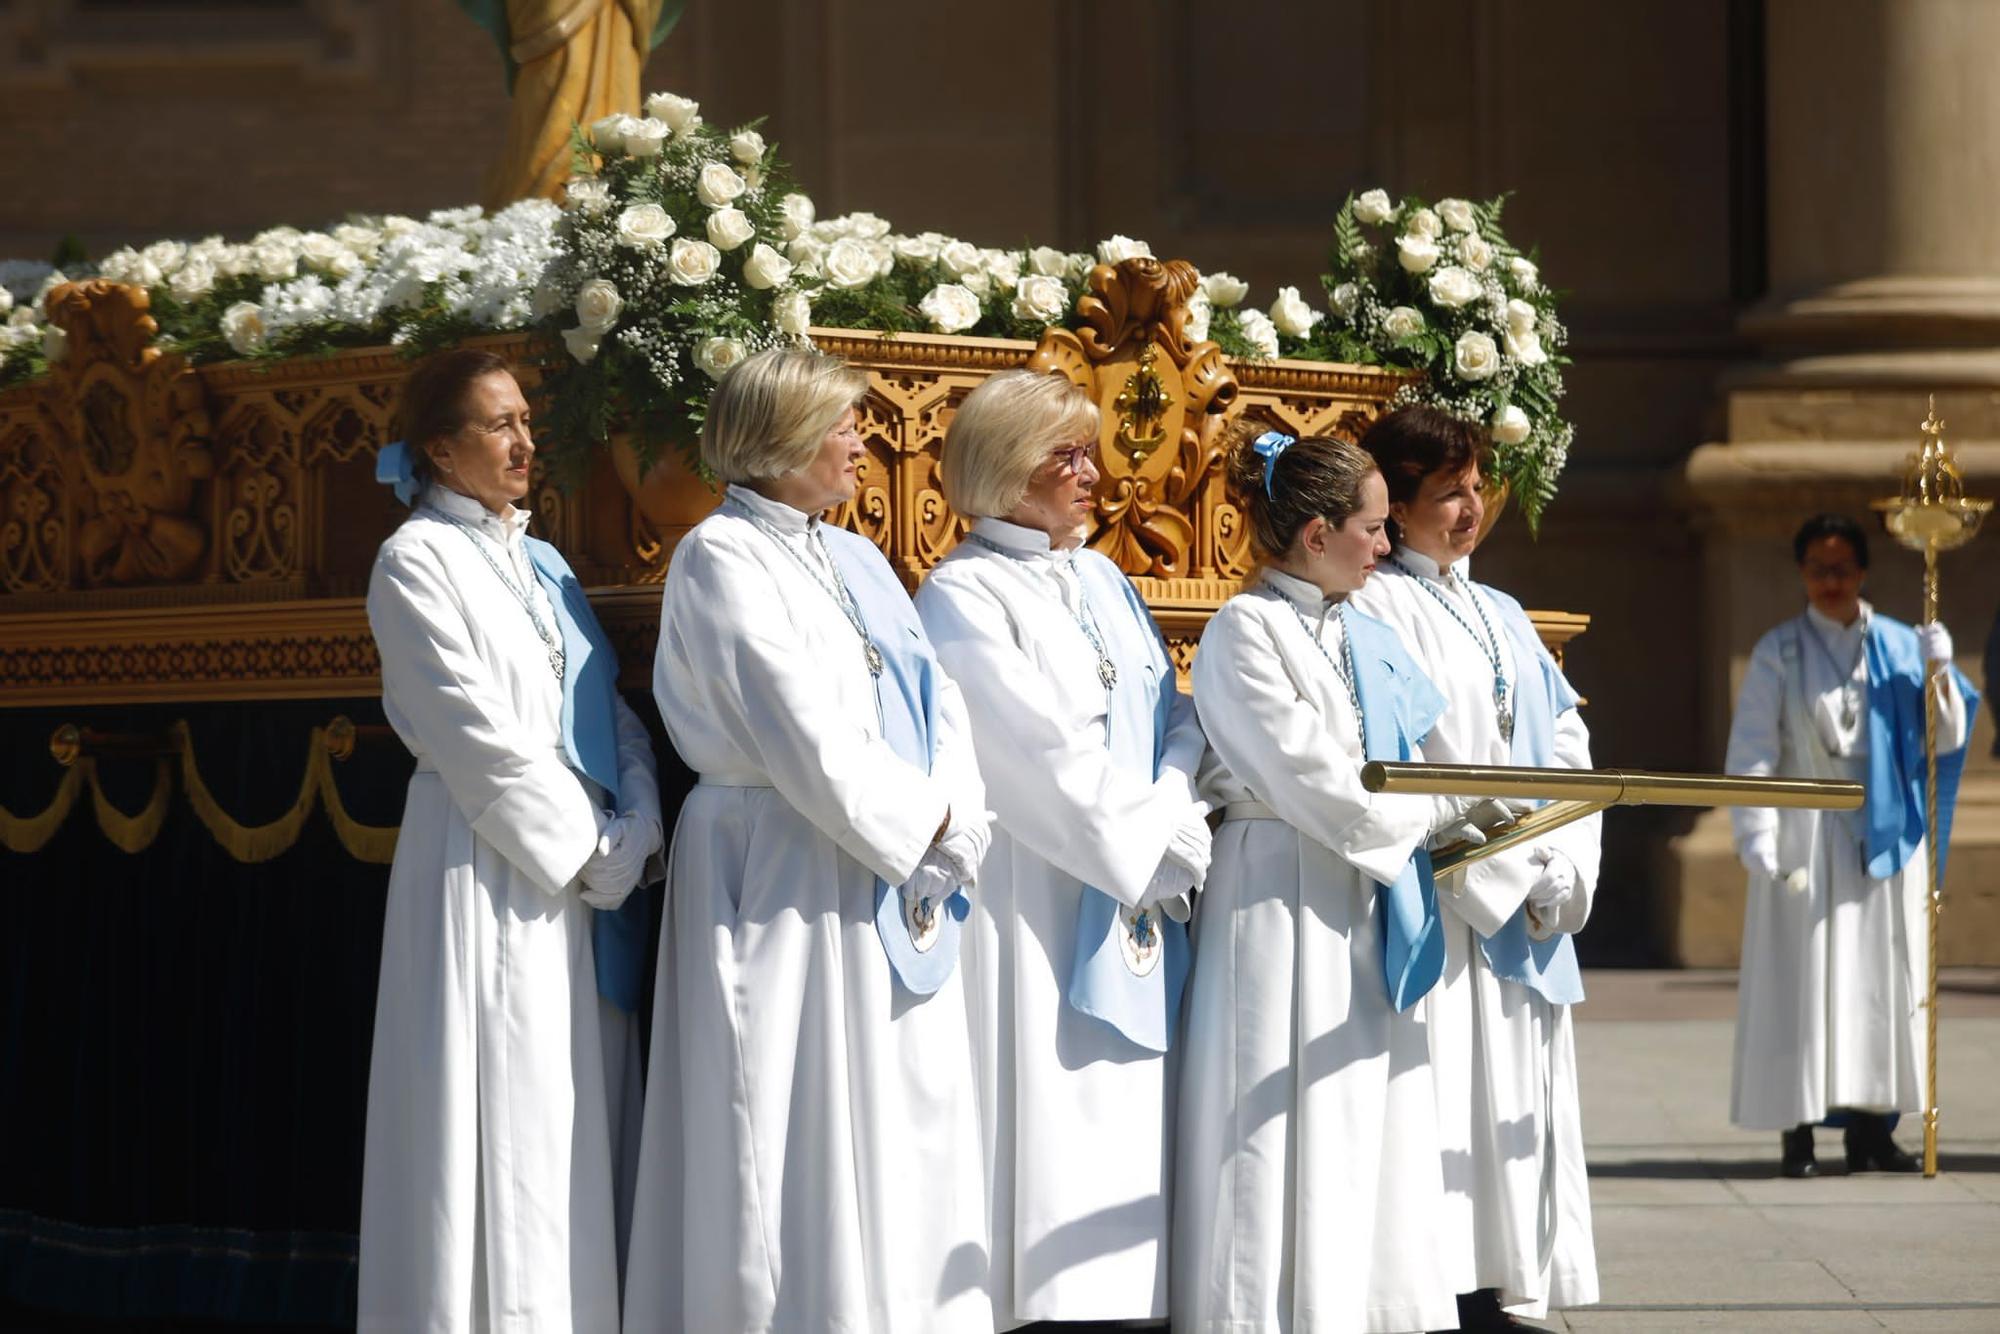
[
  {"left": 1345, "top": 608, "right": 1450, "bottom": 1011},
  {"left": 1862, "top": 614, "right": 1980, "bottom": 881},
  {"left": 1065, "top": 555, "right": 1191, "bottom": 1053},
  {"left": 821, "top": 526, "right": 969, "bottom": 995}
]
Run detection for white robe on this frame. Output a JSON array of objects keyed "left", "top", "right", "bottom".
[
  {"left": 1176, "top": 570, "right": 1459, "bottom": 1334},
  {"left": 360, "top": 486, "right": 657, "bottom": 1334},
  {"left": 1727, "top": 602, "right": 1968, "bottom": 1131},
  {"left": 1348, "top": 551, "right": 1599, "bottom": 1316},
  {"left": 913, "top": 516, "right": 1205, "bottom": 1326},
  {"left": 623, "top": 485, "right": 993, "bottom": 1334}
]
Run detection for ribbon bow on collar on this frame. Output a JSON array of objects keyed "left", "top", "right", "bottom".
[
  {"left": 1252, "top": 430, "right": 1296, "bottom": 500},
  {"left": 375, "top": 441, "right": 420, "bottom": 507}
]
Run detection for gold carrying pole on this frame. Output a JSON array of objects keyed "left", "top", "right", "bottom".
[
  {"left": 1872, "top": 397, "right": 1990, "bottom": 1178},
  {"left": 1360, "top": 761, "right": 1864, "bottom": 876}
]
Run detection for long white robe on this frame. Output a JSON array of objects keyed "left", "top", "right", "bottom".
[
  {"left": 1176, "top": 570, "right": 1459, "bottom": 1334},
  {"left": 1727, "top": 602, "right": 1968, "bottom": 1131},
  {"left": 623, "top": 485, "right": 992, "bottom": 1334},
  {"left": 360, "top": 487, "right": 656, "bottom": 1334},
  {"left": 1348, "top": 551, "right": 1599, "bottom": 1316},
  {"left": 913, "top": 516, "right": 1205, "bottom": 1326}
]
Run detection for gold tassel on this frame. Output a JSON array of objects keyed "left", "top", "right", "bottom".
[{"left": 0, "top": 762, "right": 88, "bottom": 854}]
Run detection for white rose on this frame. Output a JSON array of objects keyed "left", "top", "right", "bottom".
[
  {"left": 141, "top": 239, "right": 186, "bottom": 272},
  {"left": 589, "top": 114, "right": 630, "bottom": 153},
  {"left": 1427, "top": 266, "right": 1482, "bottom": 308},
  {"left": 706, "top": 206, "right": 755, "bottom": 251},
  {"left": 845, "top": 211, "right": 892, "bottom": 239},
  {"left": 331, "top": 223, "right": 380, "bottom": 259},
  {"left": 0, "top": 286, "right": 13, "bottom": 316},
  {"left": 866, "top": 239, "right": 896, "bottom": 279},
  {"left": 1353, "top": 189, "right": 1395, "bottom": 224},
  {"left": 252, "top": 239, "right": 299, "bottom": 281},
  {"left": 1201, "top": 271, "right": 1249, "bottom": 308},
  {"left": 1011, "top": 274, "right": 1068, "bottom": 324},
  {"left": 169, "top": 255, "right": 216, "bottom": 302},
  {"left": 729, "top": 129, "right": 767, "bottom": 164},
  {"left": 300, "top": 233, "right": 359, "bottom": 277},
  {"left": 695, "top": 335, "right": 749, "bottom": 379},
  {"left": 1458, "top": 234, "right": 1494, "bottom": 271},
  {"left": 919, "top": 282, "right": 982, "bottom": 334},
  {"left": 1028, "top": 245, "right": 1069, "bottom": 278},
  {"left": 1268, "top": 285, "right": 1323, "bottom": 338},
  {"left": 742, "top": 242, "right": 794, "bottom": 290},
  {"left": 1505, "top": 298, "right": 1539, "bottom": 335},
  {"left": 958, "top": 269, "right": 992, "bottom": 299},
  {"left": 565, "top": 177, "right": 612, "bottom": 215},
  {"left": 221, "top": 301, "right": 267, "bottom": 355},
  {"left": 615, "top": 203, "right": 674, "bottom": 248},
  {"left": 1096, "top": 234, "right": 1152, "bottom": 265},
  {"left": 573, "top": 277, "right": 623, "bottom": 333},
  {"left": 1236, "top": 308, "right": 1280, "bottom": 359},
  {"left": 1453, "top": 330, "right": 1500, "bottom": 381},
  {"left": 772, "top": 289, "right": 811, "bottom": 337},
  {"left": 894, "top": 232, "right": 944, "bottom": 266},
  {"left": 379, "top": 215, "right": 420, "bottom": 240},
  {"left": 1437, "top": 198, "right": 1477, "bottom": 232},
  {"left": 1186, "top": 289, "right": 1212, "bottom": 343},
  {"left": 1504, "top": 326, "right": 1548, "bottom": 366},
  {"left": 1381, "top": 305, "right": 1425, "bottom": 340},
  {"left": 1508, "top": 256, "right": 1541, "bottom": 290},
  {"left": 42, "top": 323, "right": 68, "bottom": 363},
  {"left": 939, "top": 240, "right": 982, "bottom": 278},
  {"left": 983, "top": 249, "right": 1022, "bottom": 288},
  {"left": 621, "top": 117, "right": 670, "bottom": 157},
  {"left": 667, "top": 237, "right": 722, "bottom": 286},
  {"left": 1330, "top": 281, "right": 1360, "bottom": 318},
  {"left": 742, "top": 165, "right": 766, "bottom": 193},
  {"left": 786, "top": 234, "right": 828, "bottom": 275},
  {"left": 645, "top": 92, "right": 700, "bottom": 132},
  {"left": 1407, "top": 207, "right": 1442, "bottom": 239},
  {"left": 696, "top": 163, "right": 747, "bottom": 209},
  {"left": 823, "top": 237, "right": 878, "bottom": 290},
  {"left": 1396, "top": 235, "right": 1440, "bottom": 273},
  {"left": 561, "top": 325, "right": 601, "bottom": 364},
  {"left": 1491, "top": 404, "right": 1531, "bottom": 446},
  {"left": 777, "top": 193, "right": 816, "bottom": 241}
]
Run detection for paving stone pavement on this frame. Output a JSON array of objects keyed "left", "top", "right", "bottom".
[{"left": 1536, "top": 968, "right": 2000, "bottom": 1333}]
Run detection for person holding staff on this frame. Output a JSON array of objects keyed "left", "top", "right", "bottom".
[
  {"left": 360, "top": 347, "right": 663, "bottom": 1333},
  {"left": 915, "top": 369, "right": 1210, "bottom": 1326},
  {"left": 1727, "top": 513, "right": 1977, "bottom": 1177},
  {"left": 622, "top": 346, "right": 994, "bottom": 1334},
  {"left": 1178, "top": 422, "right": 1467, "bottom": 1333}
]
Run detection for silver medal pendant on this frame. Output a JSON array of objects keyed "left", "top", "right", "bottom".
[
  {"left": 1098, "top": 656, "right": 1118, "bottom": 690},
  {"left": 865, "top": 642, "right": 884, "bottom": 677},
  {"left": 1119, "top": 907, "right": 1162, "bottom": 977},
  {"left": 904, "top": 894, "right": 942, "bottom": 953},
  {"left": 549, "top": 646, "right": 566, "bottom": 681},
  {"left": 1498, "top": 708, "right": 1515, "bottom": 744}
]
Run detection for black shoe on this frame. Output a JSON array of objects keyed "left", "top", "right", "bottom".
[
  {"left": 1781, "top": 1124, "right": 1818, "bottom": 1178},
  {"left": 1455, "top": 1289, "right": 1531, "bottom": 1330},
  {"left": 1844, "top": 1114, "right": 1922, "bottom": 1173}
]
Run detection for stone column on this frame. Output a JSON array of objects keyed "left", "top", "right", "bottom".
[{"left": 1664, "top": 0, "right": 2000, "bottom": 967}]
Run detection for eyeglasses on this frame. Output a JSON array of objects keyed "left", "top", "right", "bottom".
[{"left": 1050, "top": 441, "right": 1098, "bottom": 476}]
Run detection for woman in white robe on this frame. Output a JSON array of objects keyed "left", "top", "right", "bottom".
[
  {"left": 1347, "top": 405, "right": 1599, "bottom": 1328},
  {"left": 1178, "top": 424, "right": 1466, "bottom": 1334},
  {"left": 623, "top": 347, "right": 995, "bottom": 1334},
  {"left": 913, "top": 370, "right": 1211, "bottom": 1326},
  {"left": 1727, "top": 513, "right": 1974, "bottom": 1176},
  {"left": 360, "top": 349, "right": 664, "bottom": 1333}
]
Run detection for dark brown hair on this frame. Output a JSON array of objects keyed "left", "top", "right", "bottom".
[
  {"left": 1221, "top": 418, "right": 1379, "bottom": 559},
  {"left": 1357, "top": 405, "right": 1489, "bottom": 545},
  {"left": 397, "top": 347, "right": 515, "bottom": 483}
]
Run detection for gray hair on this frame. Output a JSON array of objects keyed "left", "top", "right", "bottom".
[
  {"left": 940, "top": 369, "right": 1101, "bottom": 519},
  {"left": 700, "top": 346, "right": 868, "bottom": 483}
]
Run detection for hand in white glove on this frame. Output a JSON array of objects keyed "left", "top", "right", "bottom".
[
  {"left": 1426, "top": 796, "right": 1526, "bottom": 851},
  {"left": 1918, "top": 621, "right": 1954, "bottom": 666},
  {"left": 1140, "top": 850, "right": 1200, "bottom": 908},
  {"left": 903, "top": 842, "right": 965, "bottom": 907},
  {"left": 1166, "top": 804, "right": 1214, "bottom": 886},
  {"left": 1738, "top": 829, "right": 1780, "bottom": 882},
  {"left": 579, "top": 811, "right": 663, "bottom": 909},
  {"left": 1526, "top": 847, "right": 1577, "bottom": 912}
]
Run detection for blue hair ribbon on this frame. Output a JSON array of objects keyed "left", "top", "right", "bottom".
[
  {"left": 1252, "top": 430, "right": 1296, "bottom": 500},
  {"left": 375, "top": 440, "right": 420, "bottom": 507}
]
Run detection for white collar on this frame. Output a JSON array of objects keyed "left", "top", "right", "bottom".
[
  {"left": 1391, "top": 544, "right": 1471, "bottom": 583},
  {"left": 425, "top": 481, "right": 530, "bottom": 544},
  {"left": 727, "top": 482, "right": 815, "bottom": 534},
  {"left": 1806, "top": 600, "right": 1871, "bottom": 642},
  {"left": 1259, "top": 565, "right": 1338, "bottom": 617},
  {"left": 968, "top": 515, "right": 1074, "bottom": 559}
]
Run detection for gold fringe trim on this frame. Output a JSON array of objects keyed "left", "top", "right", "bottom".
[{"left": 0, "top": 720, "right": 399, "bottom": 864}]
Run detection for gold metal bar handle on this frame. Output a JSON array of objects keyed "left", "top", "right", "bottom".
[
  {"left": 1429, "top": 797, "right": 1612, "bottom": 876},
  {"left": 1360, "top": 761, "right": 1864, "bottom": 811}
]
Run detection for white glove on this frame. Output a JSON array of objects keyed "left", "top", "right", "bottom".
[
  {"left": 903, "top": 843, "right": 963, "bottom": 907},
  {"left": 579, "top": 811, "right": 663, "bottom": 909},
  {"left": 1140, "top": 850, "right": 1200, "bottom": 908},
  {"left": 1426, "top": 796, "right": 1528, "bottom": 851},
  {"left": 1166, "top": 804, "right": 1213, "bottom": 886},
  {"left": 1918, "top": 621, "right": 1954, "bottom": 665},
  {"left": 1526, "top": 847, "right": 1577, "bottom": 912},
  {"left": 1738, "top": 829, "right": 1780, "bottom": 882}
]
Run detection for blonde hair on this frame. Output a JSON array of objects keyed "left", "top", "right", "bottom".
[
  {"left": 700, "top": 346, "right": 868, "bottom": 483},
  {"left": 940, "top": 369, "right": 1101, "bottom": 519}
]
